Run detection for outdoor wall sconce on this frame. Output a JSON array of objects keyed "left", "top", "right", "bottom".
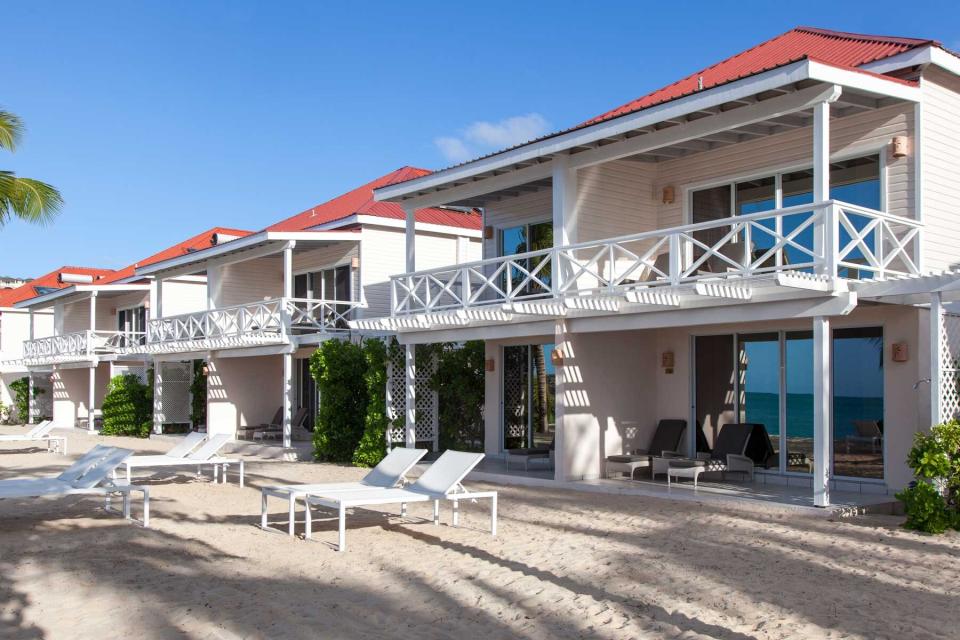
[
  {"left": 350, "top": 256, "right": 359, "bottom": 269},
  {"left": 484, "top": 358, "right": 495, "bottom": 372},
  {"left": 661, "top": 185, "right": 676, "bottom": 204},
  {"left": 550, "top": 349, "right": 565, "bottom": 367},
  {"left": 892, "top": 342, "right": 909, "bottom": 362},
  {"left": 891, "top": 135, "right": 909, "bottom": 158},
  {"left": 201, "top": 365, "right": 210, "bottom": 376},
  {"left": 661, "top": 350, "right": 675, "bottom": 374},
  {"left": 483, "top": 225, "right": 495, "bottom": 240}
]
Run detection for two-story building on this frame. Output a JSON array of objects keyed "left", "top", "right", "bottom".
[
  {"left": 363, "top": 27, "right": 960, "bottom": 506},
  {"left": 136, "top": 167, "right": 481, "bottom": 448},
  {"left": 15, "top": 228, "right": 250, "bottom": 430}
]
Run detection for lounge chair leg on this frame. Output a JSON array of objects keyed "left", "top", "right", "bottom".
[
  {"left": 123, "top": 492, "right": 131, "bottom": 519},
  {"left": 304, "top": 502, "right": 312, "bottom": 539},
  {"left": 126, "top": 465, "right": 131, "bottom": 484},
  {"left": 400, "top": 502, "right": 407, "bottom": 517},
  {"left": 239, "top": 461, "right": 244, "bottom": 488},
  {"left": 491, "top": 494, "right": 497, "bottom": 536},
  {"left": 452, "top": 499, "right": 459, "bottom": 527},
  {"left": 261, "top": 492, "right": 268, "bottom": 530},
  {"left": 433, "top": 500, "right": 440, "bottom": 525},
  {"left": 142, "top": 488, "right": 150, "bottom": 528},
  {"left": 288, "top": 495, "right": 296, "bottom": 537},
  {"left": 338, "top": 503, "right": 346, "bottom": 552}
]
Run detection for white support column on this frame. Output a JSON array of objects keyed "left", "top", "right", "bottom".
[
  {"left": 206, "top": 266, "right": 218, "bottom": 310},
  {"left": 552, "top": 154, "right": 578, "bottom": 293},
  {"left": 404, "top": 206, "right": 416, "bottom": 272},
  {"left": 812, "top": 100, "right": 835, "bottom": 278},
  {"left": 282, "top": 352, "right": 294, "bottom": 449},
  {"left": 88, "top": 291, "right": 98, "bottom": 334},
  {"left": 152, "top": 278, "right": 163, "bottom": 320},
  {"left": 27, "top": 374, "right": 34, "bottom": 424},
  {"left": 88, "top": 365, "right": 97, "bottom": 433},
  {"left": 812, "top": 315, "right": 831, "bottom": 507},
  {"left": 930, "top": 292, "right": 943, "bottom": 425},
  {"left": 553, "top": 319, "right": 568, "bottom": 482},
  {"left": 282, "top": 243, "right": 294, "bottom": 299},
  {"left": 405, "top": 345, "right": 416, "bottom": 448}
]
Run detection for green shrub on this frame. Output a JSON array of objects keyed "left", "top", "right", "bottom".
[
  {"left": 352, "top": 339, "right": 390, "bottom": 467},
  {"left": 9, "top": 377, "right": 30, "bottom": 424},
  {"left": 101, "top": 374, "right": 152, "bottom": 438},
  {"left": 900, "top": 419, "right": 960, "bottom": 533},
  {"left": 431, "top": 340, "right": 485, "bottom": 452},
  {"left": 190, "top": 360, "right": 207, "bottom": 428},
  {"left": 310, "top": 340, "right": 369, "bottom": 462},
  {"left": 896, "top": 482, "right": 954, "bottom": 534}
]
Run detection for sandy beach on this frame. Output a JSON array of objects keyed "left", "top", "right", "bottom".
[{"left": 1, "top": 428, "right": 958, "bottom": 640}]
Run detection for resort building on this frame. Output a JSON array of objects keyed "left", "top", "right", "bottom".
[
  {"left": 362, "top": 27, "right": 960, "bottom": 505},
  {"left": 135, "top": 167, "right": 481, "bottom": 448},
  {"left": 13, "top": 229, "right": 250, "bottom": 430}
]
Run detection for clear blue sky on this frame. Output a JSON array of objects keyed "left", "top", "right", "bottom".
[{"left": 3, "top": 0, "right": 958, "bottom": 277}]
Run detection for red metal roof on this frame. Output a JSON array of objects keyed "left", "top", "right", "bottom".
[
  {"left": 0, "top": 266, "right": 115, "bottom": 307},
  {"left": 585, "top": 27, "right": 933, "bottom": 125},
  {"left": 98, "top": 226, "right": 253, "bottom": 284},
  {"left": 267, "top": 167, "right": 481, "bottom": 232}
]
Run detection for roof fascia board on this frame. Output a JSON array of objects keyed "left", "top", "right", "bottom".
[
  {"left": 376, "top": 59, "right": 821, "bottom": 202},
  {"left": 566, "top": 83, "right": 843, "bottom": 171},
  {"left": 860, "top": 45, "right": 960, "bottom": 77},
  {"left": 136, "top": 231, "right": 273, "bottom": 276},
  {"left": 15, "top": 283, "right": 152, "bottom": 310},
  {"left": 308, "top": 214, "right": 482, "bottom": 238},
  {"left": 806, "top": 60, "right": 921, "bottom": 101}
]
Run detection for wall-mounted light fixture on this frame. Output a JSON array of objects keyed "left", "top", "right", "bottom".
[
  {"left": 350, "top": 256, "right": 359, "bottom": 269},
  {"left": 550, "top": 349, "right": 565, "bottom": 367},
  {"left": 661, "top": 185, "right": 676, "bottom": 204},
  {"left": 483, "top": 225, "right": 495, "bottom": 240},
  {"left": 891, "top": 135, "right": 909, "bottom": 159},
  {"left": 892, "top": 342, "right": 909, "bottom": 362},
  {"left": 661, "top": 350, "right": 675, "bottom": 374},
  {"left": 201, "top": 364, "right": 210, "bottom": 376},
  {"left": 484, "top": 358, "right": 495, "bottom": 372}
]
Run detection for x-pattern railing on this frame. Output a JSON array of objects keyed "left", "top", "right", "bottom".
[
  {"left": 287, "top": 298, "right": 359, "bottom": 332},
  {"left": 23, "top": 330, "right": 145, "bottom": 362},
  {"left": 390, "top": 200, "right": 922, "bottom": 315}
]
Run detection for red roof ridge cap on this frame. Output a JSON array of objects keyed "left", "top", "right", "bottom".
[{"left": 794, "top": 26, "right": 937, "bottom": 48}]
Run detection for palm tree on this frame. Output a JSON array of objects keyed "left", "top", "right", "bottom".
[{"left": 0, "top": 109, "right": 62, "bottom": 226}]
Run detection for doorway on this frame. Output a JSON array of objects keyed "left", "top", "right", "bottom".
[{"left": 502, "top": 343, "right": 556, "bottom": 450}]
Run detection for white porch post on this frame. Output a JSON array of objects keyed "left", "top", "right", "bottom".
[
  {"left": 403, "top": 205, "right": 416, "bottom": 273},
  {"left": 930, "top": 291, "right": 943, "bottom": 425},
  {"left": 282, "top": 242, "right": 294, "bottom": 448},
  {"left": 553, "top": 319, "right": 569, "bottom": 482},
  {"left": 551, "top": 154, "right": 578, "bottom": 293},
  {"left": 27, "top": 374, "right": 34, "bottom": 424},
  {"left": 812, "top": 100, "right": 836, "bottom": 278},
  {"left": 405, "top": 345, "right": 416, "bottom": 448},
  {"left": 206, "top": 267, "right": 218, "bottom": 310},
  {"left": 813, "top": 315, "right": 831, "bottom": 507},
  {"left": 89, "top": 292, "right": 98, "bottom": 333},
  {"left": 282, "top": 352, "right": 294, "bottom": 449},
  {"left": 88, "top": 365, "right": 97, "bottom": 433}
]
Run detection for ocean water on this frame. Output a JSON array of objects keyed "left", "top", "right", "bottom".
[{"left": 743, "top": 391, "right": 883, "bottom": 438}]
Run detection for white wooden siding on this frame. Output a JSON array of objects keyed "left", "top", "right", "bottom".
[
  {"left": 160, "top": 279, "right": 208, "bottom": 317},
  {"left": 0, "top": 309, "right": 52, "bottom": 358},
  {"left": 920, "top": 67, "right": 960, "bottom": 272},
  {"left": 217, "top": 255, "right": 283, "bottom": 307},
  {"left": 483, "top": 189, "right": 552, "bottom": 259},
  {"left": 577, "top": 160, "right": 658, "bottom": 242}
]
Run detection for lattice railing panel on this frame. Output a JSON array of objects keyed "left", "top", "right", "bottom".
[
  {"left": 386, "top": 344, "right": 406, "bottom": 444},
  {"left": 156, "top": 361, "right": 192, "bottom": 425},
  {"left": 502, "top": 346, "right": 528, "bottom": 441},
  {"left": 940, "top": 313, "right": 960, "bottom": 422},
  {"left": 414, "top": 345, "right": 438, "bottom": 445},
  {"left": 384, "top": 343, "right": 439, "bottom": 447}
]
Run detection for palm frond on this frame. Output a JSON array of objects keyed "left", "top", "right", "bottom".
[
  {"left": 0, "top": 175, "right": 63, "bottom": 226},
  {"left": 0, "top": 110, "right": 24, "bottom": 152}
]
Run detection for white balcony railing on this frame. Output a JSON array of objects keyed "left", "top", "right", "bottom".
[
  {"left": 23, "top": 330, "right": 146, "bottom": 363},
  {"left": 390, "top": 200, "right": 922, "bottom": 315},
  {"left": 145, "top": 297, "right": 360, "bottom": 350}
]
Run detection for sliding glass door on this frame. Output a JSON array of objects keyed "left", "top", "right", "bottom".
[{"left": 502, "top": 343, "right": 556, "bottom": 450}]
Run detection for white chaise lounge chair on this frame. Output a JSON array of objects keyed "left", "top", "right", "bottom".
[
  {"left": 303, "top": 450, "right": 497, "bottom": 551},
  {"left": 0, "top": 421, "right": 67, "bottom": 455},
  {"left": 260, "top": 447, "right": 428, "bottom": 536},
  {"left": 0, "top": 445, "right": 149, "bottom": 526},
  {"left": 117, "top": 434, "right": 244, "bottom": 486}
]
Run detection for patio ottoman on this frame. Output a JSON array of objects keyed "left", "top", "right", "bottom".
[
  {"left": 605, "top": 454, "right": 651, "bottom": 479},
  {"left": 666, "top": 459, "right": 707, "bottom": 489}
]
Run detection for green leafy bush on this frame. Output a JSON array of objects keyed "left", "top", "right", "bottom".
[
  {"left": 190, "top": 360, "right": 207, "bottom": 428},
  {"left": 101, "top": 374, "right": 152, "bottom": 438},
  {"left": 899, "top": 420, "right": 960, "bottom": 533},
  {"left": 352, "top": 339, "right": 390, "bottom": 467},
  {"left": 431, "top": 341, "right": 485, "bottom": 452},
  {"left": 310, "top": 340, "right": 369, "bottom": 462},
  {"left": 9, "top": 377, "right": 31, "bottom": 424},
  {"left": 896, "top": 482, "right": 954, "bottom": 534}
]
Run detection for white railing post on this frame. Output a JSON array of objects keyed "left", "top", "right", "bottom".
[
  {"left": 823, "top": 203, "right": 838, "bottom": 279},
  {"left": 668, "top": 234, "right": 682, "bottom": 285},
  {"left": 461, "top": 267, "right": 471, "bottom": 309},
  {"left": 390, "top": 278, "right": 398, "bottom": 316},
  {"left": 404, "top": 345, "right": 416, "bottom": 448},
  {"left": 931, "top": 292, "right": 943, "bottom": 426},
  {"left": 875, "top": 219, "right": 886, "bottom": 280}
]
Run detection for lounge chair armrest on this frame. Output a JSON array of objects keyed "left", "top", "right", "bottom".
[
  {"left": 660, "top": 450, "right": 685, "bottom": 459},
  {"left": 694, "top": 452, "right": 711, "bottom": 461},
  {"left": 631, "top": 448, "right": 650, "bottom": 455},
  {"left": 726, "top": 454, "right": 754, "bottom": 469}
]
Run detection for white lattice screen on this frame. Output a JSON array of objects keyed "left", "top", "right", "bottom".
[
  {"left": 156, "top": 361, "right": 192, "bottom": 426},
  {"left": 113, "top": 364, "right": 148, "bottom": 384},
  {"left": 940, "top": 312, "right": 960, "bottom": 422},
  {"left": 385, "top": 343, "right": 438, "bottom": 448},
  {"left": 29, "top": 374, "right": 53, "bottom": 420}
]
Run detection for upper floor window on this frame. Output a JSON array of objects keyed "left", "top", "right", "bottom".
[
  {"left": 499, "top": 221, "right": 553, "bottom": 295},
  {"left": 293, "top": 265, "right": 352, "bottom": 302},
  {"left": 117, "top": 305, "right": 146, "bottom": 346}
]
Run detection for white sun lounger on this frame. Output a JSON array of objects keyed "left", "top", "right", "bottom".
[
  {"left": 304, "top": 450, "right": 497, "bottom": 551},
  {"left": 0, "top": 421, "right": 67, "bottom": 455},
  {"left": 0, "top": 445, "right": 150, "bottom": 526},
  {"left": 117, "top": 434, "right": 244, "bottom": 486},
  {"left": 260, "top": 447, "right": 428, "bottom": 536}
]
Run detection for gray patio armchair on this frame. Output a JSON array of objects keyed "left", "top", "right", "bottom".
[
  {"left": 654, "top": 422, "right": 759, "bottom": 482},
  {"left": 237, "top": 407, "right": 283, "bottom": 440},
  {"left": 605, "top": 419, "right": 687, "bottom": 479}
]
